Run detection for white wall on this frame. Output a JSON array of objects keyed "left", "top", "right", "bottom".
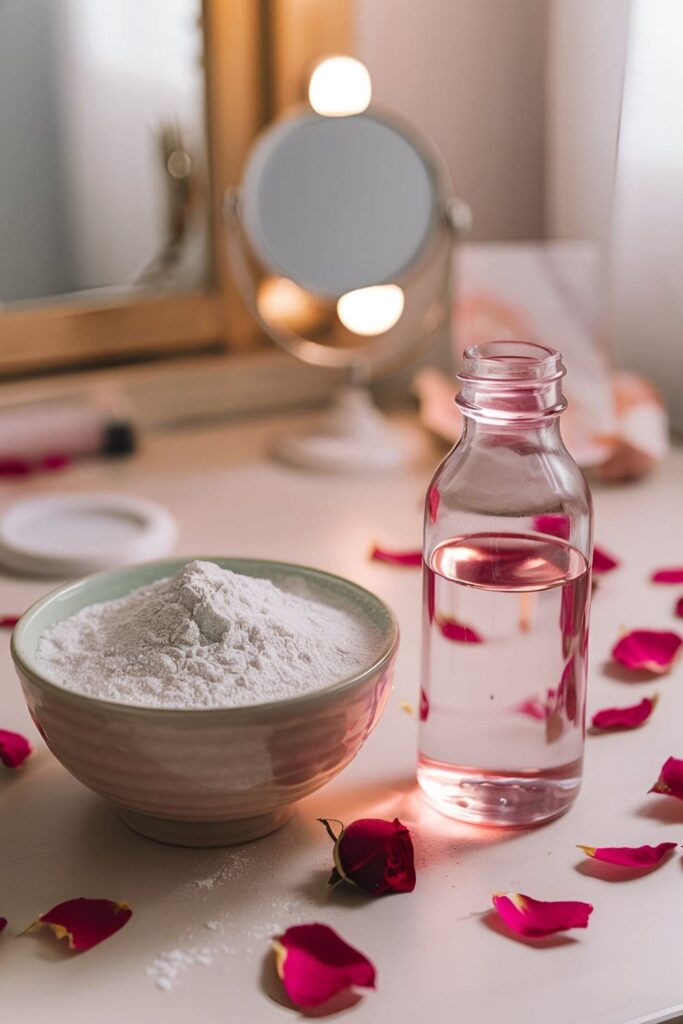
[
  {"left": 545, "top": 0, "right": 631, "bottom": 251},
  {"left": 354, "top": 0, "right": 548, "bottom": 241}
]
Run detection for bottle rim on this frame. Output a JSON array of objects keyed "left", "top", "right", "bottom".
[{"left": 457, "top": 340, "right": 566, "bottom": 386}]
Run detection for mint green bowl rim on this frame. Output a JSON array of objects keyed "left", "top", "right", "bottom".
[{"left": 11, "top": 556, "right": 400, "bottom": 719}]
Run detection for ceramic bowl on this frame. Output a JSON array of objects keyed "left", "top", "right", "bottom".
[{"left": 12, "top": 557, "right": 398, "bottom": 847}]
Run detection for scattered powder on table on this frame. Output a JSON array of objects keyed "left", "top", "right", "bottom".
[{"left": 37, "top": 560, "right": 380, "bottom": 709}]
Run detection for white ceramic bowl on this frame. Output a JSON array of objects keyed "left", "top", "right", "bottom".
[{"left": 12, "top": 557, "right": 398, "bottom": 847}]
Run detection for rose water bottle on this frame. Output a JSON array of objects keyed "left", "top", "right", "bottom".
[{"left": 418, "top": 341, "right": 592, "bottom": 827}]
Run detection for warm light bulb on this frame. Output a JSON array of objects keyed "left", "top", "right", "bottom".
[
  {"left": 337, "top": 285, "right": 405, "bottom": 336},
  {"left": 308, "top": 56, "right": 372, "bottom": 117}
]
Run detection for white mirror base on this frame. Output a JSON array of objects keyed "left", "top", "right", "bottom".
[{"left": 271, "top": 387, "right": 415, "bottom": 472}]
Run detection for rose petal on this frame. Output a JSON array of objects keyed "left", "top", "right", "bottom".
[
  {"left": 419, "top": 687, "right": 429, "bottom": 722},
  {"left": 273, "top": 923, "right": 376, "bottom": 1009},
  {"left": 320, "top": 817, "right": 416, "bottom": 896},
  {"left": 533, "top": 514, "right": 570, "bottom": 541},
  {"left": 515, "top": 697, "right": 549, "bottom": 721},
  {"left": 0, "top": 918, "right": 6, "bottom": 935},
  {"left": 0, "top": 729, "right": 33, "bottom": 768},
  {"left": 370, "top": 545, "right": 422, "bottom": 567},
  {"left": 577, "top": 842, "right": 677, "bottom": 867},
  {"left": 25, "top": 898, "right": 132, "bottom": 951},
  {"left": 652, "top": 568, "right": 683, "bottom": 584},
  {"left": 612, "top": 629, "right": 682, "bottom": 673},
  {"left": 592, "top": 546, "right": 619, "bottom": 574},
  {"left": 649, "top": 756, "right": 683, "bottom": 801},
  {"left": 428, "top": 485, "right": 440, "bottom": 523},
  {"left": 438, "top": 617, "right": 483, "bottom": 644},
  {"left": 591, "top": 696, "right": 657, "bottom": 731},
  {"left": 492, "top": 892, "right": 593, "bottom": 938},
  {"left": 0, "top": 615, "right": 20, "bottom": 629},
  {"left": 676, "top": 596, "right": 683, "bottom": 619}
]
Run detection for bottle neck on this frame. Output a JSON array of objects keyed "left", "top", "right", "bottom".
[{"left": 456, "top": 340, "right": 566, "bottom": 428}]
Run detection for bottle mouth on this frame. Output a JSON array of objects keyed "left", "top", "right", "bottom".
[
  {"left": 456, "top": 340, "right": 567, "bottom": 421},
  {"left": 457, "top": 341, "right": 565, "bottom": 386}
]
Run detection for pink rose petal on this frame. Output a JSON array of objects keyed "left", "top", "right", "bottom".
[
  {"left": 577, "top": 842, "right": 676, "bottom": 867},
  {"left": 676, "top": 596, "right": 683, "bottom": 619},
  {"left": 652, "top": 567, "right": 683, "bottom": 584},
  {"left": 612, "top": 629, "right": 682, "bottom": 674},
  {"left": 592, "top": 546, "right": 619, "bottom": 574},
  {"left": 370, "top": 545, "right": 422, "bottom": 567},
  {"left": 273, "top": 923, "right": 376, "bottom": 1009},
  {"left": 25, "top": 898, "right": 132, "bottom": 951},
  {"left": 428, "top": 485, "right": 440, "bottom": 524},
  {"left": 0, "top": 615, "right": 20, "bottom": 629},
  {"left": 492, "top": 892, "right": 593, "bottom": 938},
  {"left": 515, "top": 697, "right": 549, "bottom": 721},
  {"left": 649, "top": 756, "right": 683, "bottom": 801},
  {"left": 438, "top": 617, "right": 483, "bottom": 644},
  {"left": 0, "top": 729, "right": 33, "bottom": 768},
  {"left": 591, "top": 696, "right": 657, "bottom": 731},
  {"left": 533, "top": 514, "right": 570, "bottom": 541}
]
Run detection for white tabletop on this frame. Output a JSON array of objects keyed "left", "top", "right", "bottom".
[{"left": 2, "top": 411, "right": 682, "bottom": 1024}]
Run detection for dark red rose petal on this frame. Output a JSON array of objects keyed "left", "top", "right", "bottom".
[
  {"left": 592, "top": 546, "right": 619, "bottom": 574},
  {"left": 676, "top": 596, "right": 683, "bottom": 619},
  {"left": 370, "top": 545, "right": 422, "bottom": 567},
  {"left": 273, "top": 923, "right": 376, "bottom": 1009},
  {"left": 612, "top": 629, "right": 682, "bottom": 674},
  {"left": 652, "top": 568, "right": 683, "bottom": 584},
  {"left": 26, "top": 898, "right": 132, "bottom": 951},
  {"left": 577, "top": 842, "right": 676, "bottom": 867},
  {"left": 649, "top": 756, "right": 683, "bottom": 801},
  {"left": 0, "top": 615, "right": 20, "bottom": 629},
  {"left": 591, "top": 696, "right": 657, "bottom": 731},
  {"left": 533, "top": 514, "right": 570, "bottom": 541},
  {"left": 0, "top": 918, "right": 6, "bottom": 935},
  {"left": 0, "top": 729, "right": 33, "bottom": 768},
  {"left": 438, "top": 617, "right": 483, "bottom": 644},
  {"left": 492, "top": 892, "right": 592, "bottom": 938},
  {"left": 428, "top": 485, "right": 440, "bottom": 524},
  {"left": 419, "top": 687, "right": 429, "bottom": 722},
  {"left": 320, "top": 817, "right": 416, "bottom": 896}
]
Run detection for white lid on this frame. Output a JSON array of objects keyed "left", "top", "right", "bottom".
[{"left": 0, "top": 493, "right": 177, "bottom": 578}]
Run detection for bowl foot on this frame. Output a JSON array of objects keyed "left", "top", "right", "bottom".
[{"left": 118, "top": 805, "right": 294, "bottom": 847}]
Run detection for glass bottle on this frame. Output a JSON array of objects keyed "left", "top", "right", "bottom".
[{"left": 418, "top": 341, "right": 592, "bottom": 827}]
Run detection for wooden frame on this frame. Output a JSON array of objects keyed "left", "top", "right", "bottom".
[{"left": 0, "top": 0, "right": 353, "bottom": 382}]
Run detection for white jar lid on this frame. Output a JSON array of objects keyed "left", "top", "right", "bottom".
[{"left": 0, "top": 493, "right": 177, "bottom": 578}]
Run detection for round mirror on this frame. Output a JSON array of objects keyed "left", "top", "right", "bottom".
[
  {"left": 241, "top": 111, "right": 439, "bottom": 298},
  {"left": 226, "top": 91, "right": 469, "bottom": 472}
]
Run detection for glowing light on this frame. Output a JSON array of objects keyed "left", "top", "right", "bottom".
[
  {"left": 308, "top": 56, "right": 372, "bottom": 117},
  {"left": 257, "top": 276, "right": 329, "bottom": 334},
  {"left": 337, "top": 285, "right": 405, "bottom": 336}
]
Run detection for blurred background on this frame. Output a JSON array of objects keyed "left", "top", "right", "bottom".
[{"left": 0, "top": 0, "right": 680, "bottom": 465}]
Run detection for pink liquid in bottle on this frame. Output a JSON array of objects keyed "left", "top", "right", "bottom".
[{"left": 418, "top": 533, "right": 590, "bottom": 825}]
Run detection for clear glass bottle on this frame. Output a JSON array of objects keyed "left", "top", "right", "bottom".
[{"left": 418, "top": 341, "right": 592, "bottom": 827}]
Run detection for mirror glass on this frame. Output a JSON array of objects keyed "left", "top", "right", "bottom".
[
  {"left": 241, "top": 112, "right": 439, "bottom": 298},
  {"left": 0, "top": 0, "right": 208, "bottom": 308}
]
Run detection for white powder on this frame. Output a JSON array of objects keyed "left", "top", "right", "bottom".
[{"left": 37, "top": 560, "right": 380, "bottom": 709}]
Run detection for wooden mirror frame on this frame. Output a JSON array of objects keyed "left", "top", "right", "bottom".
[{"left": 0, "top": 0, "right": 351, "bottom": 382}]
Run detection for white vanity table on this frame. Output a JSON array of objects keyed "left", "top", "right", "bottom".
[{"left": 2, "top": 409, "right": 682, "bottom": 1024}]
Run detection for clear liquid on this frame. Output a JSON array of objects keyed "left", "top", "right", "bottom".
[{"left": 418, "top": 532, "right": 590, "bottom": 827}]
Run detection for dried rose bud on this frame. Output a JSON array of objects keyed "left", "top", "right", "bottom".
[{"left": 319, "top": 817, "right": 416, "bottom": 896}]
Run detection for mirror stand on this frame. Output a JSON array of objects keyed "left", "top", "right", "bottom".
[{"left": 224, "top": 189, "right": 469, "bottom": 472}]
